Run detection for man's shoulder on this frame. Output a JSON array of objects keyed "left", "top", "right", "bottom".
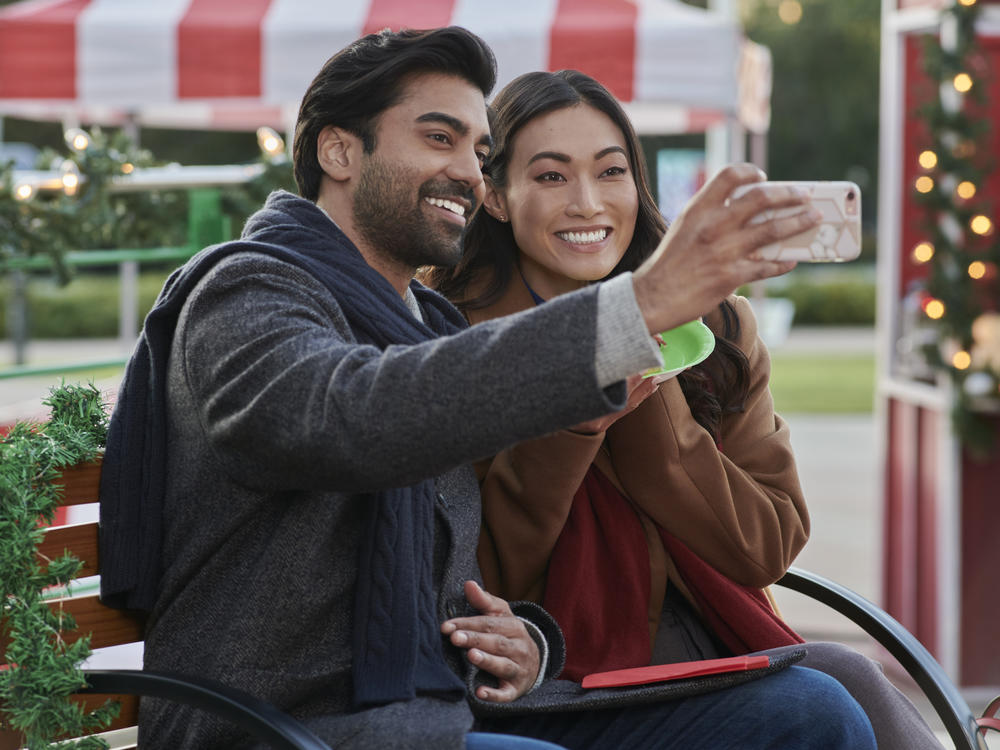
[
  {"left": 176, "top": 245, "right": 351, "bottom": 335},
  {"left": 197, "top": 246, "right": 320, "bottom": 280},
  {"left": 183, "top": 246, "right": 340, "bottom": 304}
]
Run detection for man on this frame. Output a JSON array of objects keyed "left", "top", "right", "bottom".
[{"left": 99, "top": 26, "right": 875, "bottom": 749}]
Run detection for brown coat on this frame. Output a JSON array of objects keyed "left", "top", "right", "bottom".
[{"left": 466, "top": 277, "right": 809, "bottom": 643}]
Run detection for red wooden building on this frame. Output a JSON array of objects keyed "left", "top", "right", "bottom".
[{"left": 878, "top": 0, "right": 1000, "bottom": 688}]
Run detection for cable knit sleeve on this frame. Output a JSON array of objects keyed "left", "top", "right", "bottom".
[{"left": 604, "top": 296, "right": 809, "bottom": 587}]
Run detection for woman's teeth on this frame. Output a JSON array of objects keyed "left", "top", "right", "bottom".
[
  {"left": 557, "top": 229, "right": 607, "bottom": 244},
  {"left": 425, "top": 197, "right": 466, "bottom": 216}
]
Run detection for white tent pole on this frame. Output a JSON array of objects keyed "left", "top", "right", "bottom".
[{"left": 705, "top": 0, "right": 740, "bottom": 177}]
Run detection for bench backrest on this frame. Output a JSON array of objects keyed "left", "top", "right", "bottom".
[{"left": 0, "top": 458, "right": 145, "bottom": 747}]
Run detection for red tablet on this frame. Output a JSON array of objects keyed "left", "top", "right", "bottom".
[{"left": 581, "top": 655, "right": 771, "bottom": 689}]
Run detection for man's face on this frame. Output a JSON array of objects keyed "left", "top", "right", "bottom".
[{"left": 352, "top": 72, "right": 492, "bottom": 270}]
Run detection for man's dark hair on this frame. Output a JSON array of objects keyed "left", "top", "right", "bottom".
[{"left": 293, "top": 26, "right": 497, "bottom": 200}]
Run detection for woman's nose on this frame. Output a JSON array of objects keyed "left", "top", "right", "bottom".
[{"left": 567, "top": 179, "right": 603, "bottom": 217}]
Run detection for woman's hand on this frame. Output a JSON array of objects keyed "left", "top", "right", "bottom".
[
  {"left": 569, "top": 373, "right": 659, "bottom": 435},
  {"left": 441, "top": 580, "right": 541, "bottom": 702}
]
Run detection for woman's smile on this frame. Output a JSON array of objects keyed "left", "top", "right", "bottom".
[{"left": 555, "top": 227, "right": 611, "bottom": 247}]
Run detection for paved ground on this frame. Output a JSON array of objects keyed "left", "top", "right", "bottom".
[{"left": 3, "top": 330, "right": 997, "bottom": 748}]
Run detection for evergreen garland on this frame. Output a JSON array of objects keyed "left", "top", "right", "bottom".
[
  {"left": 914, "top": 0, "right": 1000, "bottom": 455},
  {"left": 0, "top": 383, "right": 118, "bottom": 748}
]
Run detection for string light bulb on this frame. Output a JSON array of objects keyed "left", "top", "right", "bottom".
[
  {"left": 14, "top": 183, "right": 34, "bottom": 201},
  {"left": 957, "top": 0, "right": 977, "bottom": 6},
  {"left": 970, "top": 215, "right": 993, "bottom": 235},
  {"left": 953, "top": 73, "right": 973, "bottom": 93},
  {"left": 915, "top": 176, "right": 934, "bottom": 193},
  {"left": 968, "top": 261, "right": 986, "bottom": 280},
  {"left": 912, "top": 242, "right": 935, "bottom": 264},
  {"left": 956, "top": 181, "right": 976, "bottom": 199},
  {"left": 777, "top": 0, "right": 803, "bottom": 25},
  {"left": 923, "top": 298, "right": 946, "bottom": 320},
  {"left": 59, "top": 160, "right": 81, "bottom": 196},
  {"left": 256, "top": 127, "right": 285, "bottom": 160},
  {"left": 918, "top": 150, "right": 938, "bottom": 169},
  {"left": 64, "top": 128, "right": 90, "bottom": 152},
  {"left": 121, "top": 162, "right": 135, "bottom": 175},
  {"left": 952, "top": 350, "right": 972, "bottom": 370}
]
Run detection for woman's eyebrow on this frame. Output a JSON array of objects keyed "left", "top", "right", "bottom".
[
  {"left": 527, "top": 146, "right": 627, "bottom": 166},
  {"left": 595, "top": 146, "right": 627, "bottom": 160},
  {"left": 527, "top": 151, "right": 570, "bottom": 165}
]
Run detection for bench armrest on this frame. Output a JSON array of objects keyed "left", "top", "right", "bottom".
[
  {"left": 777, "top": 566, "right": 981, "bottom": 750},
  {"left": 81, "top": 669, "right": 332, "bottom": 750}
]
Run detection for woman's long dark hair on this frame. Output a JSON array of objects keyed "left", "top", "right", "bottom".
[{"left": 425, "top": 70, "right": 749, "bottom": 440}]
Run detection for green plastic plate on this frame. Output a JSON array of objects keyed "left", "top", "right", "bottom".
[{"left": 642, "top": 319, "right": 716, "bottom": 381}]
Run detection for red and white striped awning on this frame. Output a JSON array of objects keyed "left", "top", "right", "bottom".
[{"left": 0, "top": 0, "right": 766, "bottom": 134}]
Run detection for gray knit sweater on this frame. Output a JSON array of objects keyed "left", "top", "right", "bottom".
[{"left": 138, "top": 196, "right": 627, "bottom": 748}]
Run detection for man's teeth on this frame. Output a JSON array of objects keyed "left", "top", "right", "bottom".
[
  {"left": 425, "top": 197, "right": 466, "bottom": 217},
  {"left": 557, "top": 229, "right": 607, "bottom": 244}
]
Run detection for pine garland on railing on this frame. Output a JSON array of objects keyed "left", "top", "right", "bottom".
[
  {"left": 0, "top": 383, "right": 118, "bottom": 748},
  {"left": 913, "top": 0, "right": 1000, "bottom": 456},
  {"left": 0, "top": 129, "right": 167, "bottom": 284},
  {"left": 0, "top": 126, "right": 295, "bottom": 284}
]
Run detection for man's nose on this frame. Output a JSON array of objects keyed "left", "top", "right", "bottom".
[{"left": 445, "top": 147, "right": 485, "bottom": 194}]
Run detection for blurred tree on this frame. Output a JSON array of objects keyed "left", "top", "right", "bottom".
[
  {"left": 738, "top": 0, "right": 881, "bottom": 229},
  {"left": 681, "top": 0, "right": 880, "bottom": 228}
]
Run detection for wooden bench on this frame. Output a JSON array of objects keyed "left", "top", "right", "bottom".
[
  {"left": 0, "top": 458, "right": 332, "bottom": 750},
  {"left": 1, "top": 457, "right": 994, "bottom": 749}
]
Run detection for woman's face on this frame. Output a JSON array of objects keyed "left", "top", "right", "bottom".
[{"left": 494, "top": 103, "right": 639, "bottom": 299}]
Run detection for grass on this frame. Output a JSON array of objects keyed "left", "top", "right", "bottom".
[{"left": 768, "top": 352, "right": 876, "bottom": 414}]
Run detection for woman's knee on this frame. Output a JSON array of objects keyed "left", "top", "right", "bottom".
[
  {"left": 800, "top": 641, "right": 886, "bottom": 688},
  {"left": 756, "top": 666, "right": 877, "bottom": 749}
]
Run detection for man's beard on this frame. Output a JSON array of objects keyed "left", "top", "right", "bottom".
[{"left": 352, "top": 154, "right": 476, "bottom": 270}]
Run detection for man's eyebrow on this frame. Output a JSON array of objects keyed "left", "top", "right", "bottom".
[
  {"left": 416, "top": 111, "right": 493, "bottom": 149},
  {"left": 416, "top": 111, "right": 468, "bottom": 135}
]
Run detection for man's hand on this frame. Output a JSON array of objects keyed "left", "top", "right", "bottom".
[
  {"left": 569, "top": 374, "right": 658, "bottom": 435},
  {"left": 633, "top": 163, "right": 820, "bottom": 334},
  {"left": 441, "top": 580, "right": 541, "bottom": 703}
]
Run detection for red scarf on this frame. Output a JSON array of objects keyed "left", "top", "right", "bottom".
[{"left": 542, "top": 466, "right": 803, "bottom": 682}]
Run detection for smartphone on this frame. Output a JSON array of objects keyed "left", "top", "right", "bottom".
[{"left": 728, "top": 180, "right": 862, "bottom": 262}]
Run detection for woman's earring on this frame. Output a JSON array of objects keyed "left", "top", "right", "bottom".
[{"left": 497, "top": 214, "right": 507, "bottom": 223}]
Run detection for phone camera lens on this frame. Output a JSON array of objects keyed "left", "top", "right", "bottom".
[{"left": 846, "top": 190, "right": 856, "bottom": 201}]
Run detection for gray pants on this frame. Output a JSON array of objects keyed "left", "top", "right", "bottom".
[{"left": 762, "top": 642, "right": 945, "bottom": 750}]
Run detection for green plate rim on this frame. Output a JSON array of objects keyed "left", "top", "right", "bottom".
[{"left": 643, "top": 319, "right": 716, "bottom": 377}]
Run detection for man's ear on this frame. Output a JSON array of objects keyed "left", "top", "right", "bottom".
[
  {"left": 482, "top": 181, "right": 509, "bottom": 223},
  {"left": 317, "top": 126, "right": 360, "bottom": 182}
]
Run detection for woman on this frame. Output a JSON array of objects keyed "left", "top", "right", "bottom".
[{"left": 426, "top": 70, "right": 941, "bottom": 750}]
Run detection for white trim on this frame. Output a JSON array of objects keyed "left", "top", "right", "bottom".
[
  {"left": 885, "top": 8, "right": 942, "bottom": 34},
  {"left": 875, "top": 3, "right": 906, "bottom": 615},
  {"left": 622, "top": 102, "right": 704, "bottom": 134},
  {"left": 936, "top": 377, "right": 961, "bottom": 680},
  {"left": 877, "top": 376, "right": 949, "bottom": 411},
  {"left": 978, "top": 5, "right": 1000, "bottom": 36}
]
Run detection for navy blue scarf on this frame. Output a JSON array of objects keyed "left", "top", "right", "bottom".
[{"left": 99, "top": 190, "right": 466, "bottom": 707}]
